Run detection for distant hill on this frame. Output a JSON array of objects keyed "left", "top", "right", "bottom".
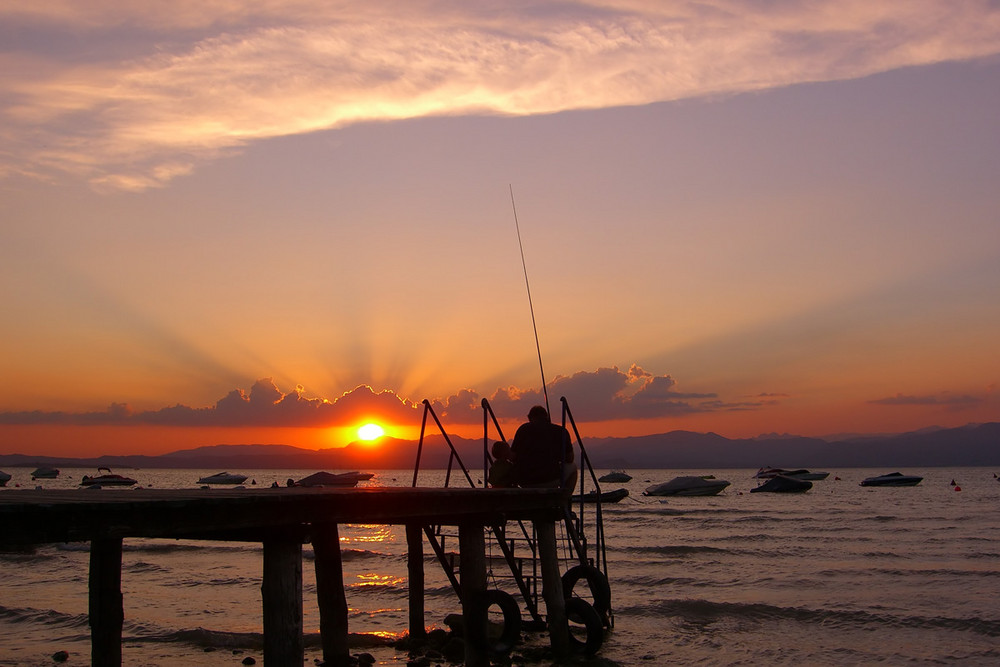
[{"left": 1, "top": 422, "right": 997, "bottom": 470}]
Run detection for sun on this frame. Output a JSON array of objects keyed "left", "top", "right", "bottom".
[{"left": 357, "top": 423, "right": 385, "bottom": 441}]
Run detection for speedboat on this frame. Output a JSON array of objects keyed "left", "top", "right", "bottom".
[
  {"left": 31, "top": 467, "right": 60, "bottom": 479},
  {"left": 598, "top": 470, "right": 632, "bottom": 483},
  {"left": 197, "top": 471, "right": 249, "bottom": 485},
  {"left": 754, "top": 467, "right": 829, "bottom": 481},
  {"left": 573, "top": 488, "right": 630, "bottom": 504},
  {"left": 80, "top": 467, "right": 138, "bottom": 487},
  {"left": 336, "top": 471, "right": 375, "bottom": 482},
  {"left": 750, "top": 475, "right": 812, "bottom": 493},
  {"left": 0, "top": 470, "right": 10, "bottom": 486},
  {"left": 860, "top": 472, "right": 923, "bottom": 487},
  {"left": 294, "top": 471, "right": 371, "bottom": 487},
  {"left": 644, "top": 476, "right": 730, "bottom": 496}
]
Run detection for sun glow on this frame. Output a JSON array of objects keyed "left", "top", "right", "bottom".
[{"left": 357, "top": 423, "right": 385, "bottom": 441}]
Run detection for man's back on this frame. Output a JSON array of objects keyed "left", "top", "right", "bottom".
[{"left": 511, "top": 419, "right": 572, "bottom": 486}]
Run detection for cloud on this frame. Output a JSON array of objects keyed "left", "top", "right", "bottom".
[
  {"left": 0, "top": 365, "right": 724, "bottom": 428},
  {"left": 3, "top": 1, "right": 999, "bottom": 188},
  {"left": 0, "top": 380, "right": 419, "bottom": 427},
  {"left": 0, "top": 369, "right": 989, "bottom": 429},
  {"left": 436, "top": 364, "right": 718, "bottom": 424},
  {"left": 869, "top": 392, "right": 984, "bottom": 409}
]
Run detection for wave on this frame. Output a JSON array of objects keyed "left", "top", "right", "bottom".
[
  {"left": 619, "top": 598, "right": 1000, "bottom": 637},
  {"left": 622, "top": 545, "right": 730, "bottom": 557},
  {"left": 0, "top": 605, "right": 90, "bottom": 630},
  {"left": 122, "top": 626, "right": 394, "bottom": 651}
]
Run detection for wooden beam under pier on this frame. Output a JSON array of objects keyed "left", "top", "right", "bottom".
[
  {"left": 88, "top": 537, "right": 123, "bottom": 667},
  {"left": 313, "top": 523, "right": 351, "bottom": 667}
]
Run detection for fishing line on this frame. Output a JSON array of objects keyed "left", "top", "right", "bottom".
[{"left": 509, "top": 184, "right": 550, "bottom": 415}]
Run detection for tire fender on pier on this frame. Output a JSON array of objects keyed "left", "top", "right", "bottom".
[
  {"left": 470, "top": 589, "right": 521, "bottom": 655},
  {"left": 561, "top": 564, "right": 612, "bottom": 621},
  {"left": 565, "top": 597, "right": 604, "bottom": 655}
]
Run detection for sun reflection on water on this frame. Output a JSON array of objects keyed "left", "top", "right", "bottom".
[{"left": 340, "top": 524, "right": 395, "bottom": 544}]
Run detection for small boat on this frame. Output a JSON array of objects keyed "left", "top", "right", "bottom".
[
  {"left": 295, "top": 471, "right": 371, "bottom": 487},
  {"left": 750, "top": 475, "right": 812, "bottom": 493},
  {"left": 573, "top": 488, "right": 630, "bottom": 504},
  {"left": 644, "top": 476, "right": 731, "bottom": 496},
  {"left": 598, "top": 470, "right": 632, "bottom": 483},
  {"left": 80, "top": 467, "right": 138, "bottom": 487},
  {"left": 754, "top": 467, "right": 829, "bottom": 481},
  {"left": 196, "top": 471, "right": 249, "bottom": 485},
  {"left": 336, "top": 471, "right": 375, "bottom": 482},
  {"left": 860, "top": 472, "right": 923, "bottom": 487},
  {"left": 0, "top": 470, "right": 10, "bottom": 487},
  {"left": 31, "top": 467, "right": 60, "bottom": 480}
]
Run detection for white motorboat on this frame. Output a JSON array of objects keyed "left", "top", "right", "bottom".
[
  {"left": 643, "top": 476, "right": 730, "bottom": 497},
  {"left": 197, "top": 471, "right": 249, "bottom": 485},
  {"left": 598, "top": 470, "right": 632, "bottom": 483},
  {"left": 80, "top": 467, "right": 137, "bottom": 487},
  {"left": 860, "top": 472, "right": 923, "bottom": 487}
]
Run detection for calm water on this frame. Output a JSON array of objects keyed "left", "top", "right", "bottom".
[{"left": 2, "top": 466, "right": 999, "bottom": 665}]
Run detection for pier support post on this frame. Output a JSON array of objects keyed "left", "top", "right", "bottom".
[
  {"left": 405, "top": 523, "right": 426, "bottom": 640},
  {"left": 313, "top": 523, "right": 350, "bottom": 667},
  {"left": 261, "top": 537, "right": 303, "bottom": 665},
  {"left": 89, "top": 536, "right": 123, "bottom": 667},
  {"left": 537, "top": 518, "right": 569, "bottom": 659},
  {"left": 458, "top": 521, "right": 488, "bottom": 667}
]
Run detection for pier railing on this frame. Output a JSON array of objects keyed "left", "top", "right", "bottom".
[{"left": 411, "top": 396, "right": 614, "bottom": 635}]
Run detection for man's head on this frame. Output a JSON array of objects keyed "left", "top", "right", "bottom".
[{"left": 527, "top": 405, "right": 549, "bottom": 423}]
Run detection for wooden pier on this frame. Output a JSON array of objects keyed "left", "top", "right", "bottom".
[{"left": 0, "top": 486, "right": 571, "bottom": 666}]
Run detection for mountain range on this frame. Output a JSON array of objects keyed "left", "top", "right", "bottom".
[{"left": 1, "top": 422, "right": 997, "bottom": 471}]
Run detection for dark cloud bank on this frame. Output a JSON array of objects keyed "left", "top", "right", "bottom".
[{"left": 0, "top": 365, "right": 734, "bottom": 428}]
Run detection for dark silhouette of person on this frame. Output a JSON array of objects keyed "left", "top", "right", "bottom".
[
  {"left": 487, "top": 440, "right": 515, "bottom": 488},
  {"left": 511, "top": 405, "right": 577, "bottom": 490}
]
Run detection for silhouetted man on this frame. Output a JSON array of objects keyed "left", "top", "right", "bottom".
[{"left": 511, "top": 405, "right": 576, "bottom": 489}]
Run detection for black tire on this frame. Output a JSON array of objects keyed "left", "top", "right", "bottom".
[
  {"left": 562, "top": 564, "right": 612, "bottom": 620},
  {"left": 471, "top": 589, "right": 521, "bottom": 655},
  {"left": 565, "top": 597, "right": 604, "bottom": 656}
]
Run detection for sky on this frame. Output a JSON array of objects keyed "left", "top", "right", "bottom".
[{"left": 2, "top": 1, "right": 999, "bottom": 458}]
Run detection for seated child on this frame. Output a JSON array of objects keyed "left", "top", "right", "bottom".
[{"left": 487, "top": 440, "right": 515, "bottom": 488}]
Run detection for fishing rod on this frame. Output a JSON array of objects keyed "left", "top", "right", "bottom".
[{"left": 509, "top": 184, "right": 550, "bottom": 416}]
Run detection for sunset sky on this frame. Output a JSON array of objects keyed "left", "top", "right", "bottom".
[{"left": 2, "top": 1, "right": 999, "bottom": 458}]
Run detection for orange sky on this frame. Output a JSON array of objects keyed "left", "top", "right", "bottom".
[{"left": 1, "top": 2, "right": 998, "bottom": 458}]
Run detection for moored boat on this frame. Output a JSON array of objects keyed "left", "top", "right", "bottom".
[
  {"left": 573, "top": 488, "right": 630, "bottom": 504},
  {"left": 0, "top": 470, "right": 10, "bottom": 486},
  {"left": 31, "top": 467, "right": 60, "bottom": 480},
  {"left": 295, "top": 471, "right": 371, "bottom": 487},
  {"left": 598, "top": 470, "right": 632, "bottom": 483},
  {"left": 755, "top": 467, "right": 829, "bottom": 481},
  {"left": 750, "top": 475, "right": 812, "bottom": 493},
  {"left": 644, "top": 476, "right": 730, "bottom": 497},
  {"left": 196, "top": 471, "right": 249, "bottom": 485},
  {"left": 80, "top": 467, "right": 138, "bottom": 487},
  {"left": 860, "top": 472, "right": 923, "bottom": 487}
]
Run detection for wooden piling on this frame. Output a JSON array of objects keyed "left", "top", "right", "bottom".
[
  {"left": 459, "top": 521, "right": 488, "bottom": 667},
  {"left": 313, "top": 523, "right": 351, "bottom": 667},
  {"left": 405, "top": 523, "right": 426, "bottom": 639},
  {"left": 261, "top": 537, "right": 303, "bottom": 665},
  {"left": 89, "top": 537, "right": 123, "bottom": 667},
  {"left": 537, "top": 518, "right": 569, "bottom": 659}
]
